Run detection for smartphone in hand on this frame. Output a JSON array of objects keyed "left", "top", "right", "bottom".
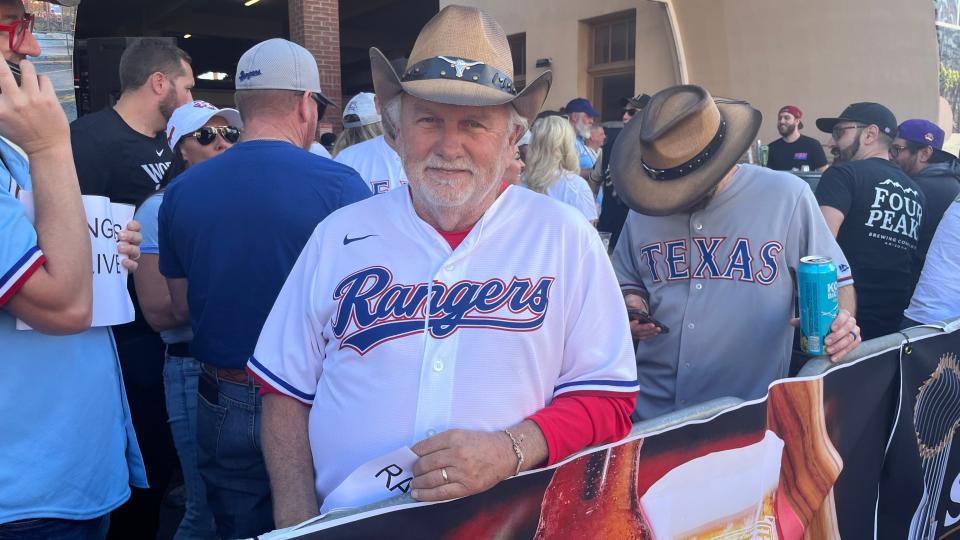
[
  {"left": 627, "top": 308, "right": 670, "bottom": 334},
  {"left": 6, "top": 60, "right": 21, "bottom": 86}
]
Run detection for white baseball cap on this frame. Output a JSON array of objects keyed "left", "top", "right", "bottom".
[
  {"left": 342, "top": 92, "right": 380, "bottom": 128},
  {"left": 236, "top": 38, "right": 335, "bottom": 107},
  {"left": 166, "top": 100, "right": 243, "bottom": 150},
  {"left": 518, "top": 130, "right": 532, "bottom": 146}
]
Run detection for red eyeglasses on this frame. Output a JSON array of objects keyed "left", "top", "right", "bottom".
[{"left": 0, "top": 14, "right": 34, "bottom": 53}]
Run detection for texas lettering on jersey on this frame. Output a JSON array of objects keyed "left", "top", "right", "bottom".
[
  {"left": 332, "top": 266, "right": 554, "bottom": 354},
  {"left": 638, "top": 237, "right": 783, "bottom": 284}
]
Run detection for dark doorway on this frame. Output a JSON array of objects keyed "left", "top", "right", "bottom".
[
  {"left": 74, "top": 0, "right": 289, "bottom": 112},
  {"left": 594, "top": 72, "right": 634, "bottom": 123},
  {"left": 338, "top": 0, "right": 438, "bottom": 98}
]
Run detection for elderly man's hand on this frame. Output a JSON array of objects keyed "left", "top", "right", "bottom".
[
  {"left": 410, "top": 429, "right": 516, "bottom": 502},
  {"left": 790, "top": 309, "right": 860, "bottom": 363},
  {"left": 118, "top": 220, "right": 142, "bottom": 272},
  {"left": 624, "top": 293, "right": 661, "bottom": 341}
]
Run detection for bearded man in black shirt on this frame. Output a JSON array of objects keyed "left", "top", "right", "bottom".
[
  {"left": 69, "top": 38, "right": 194, "bottom": 540},
  {"left": 72, "top": 38, "right": 194, "bottom": 204},
  {"left": 767, "top": 105, "right": 828, "bottom": 172},
  {"left": 815, "top": 102, "right": 926, "bottom": 340}
]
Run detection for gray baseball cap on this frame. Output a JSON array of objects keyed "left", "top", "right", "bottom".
[{"left": 235, "top": 38, "right": 335, "bottom": 107}]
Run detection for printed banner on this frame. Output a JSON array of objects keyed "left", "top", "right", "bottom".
[
  {"left": 879, "top": 325, "right": 960, "bottom": 539},
  {"left": 16, "top": 192, "right": 135, "bottom": 329},
  {"left": 259, "top": 337, "right": 923, "bottom": 539}
]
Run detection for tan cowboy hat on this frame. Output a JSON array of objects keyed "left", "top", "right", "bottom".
[
  {"left": 611, "top": 85, "right": 761, "bottom": 216},
  {"left": 369, "top": 5, "right": 551, "bottom": 126}
]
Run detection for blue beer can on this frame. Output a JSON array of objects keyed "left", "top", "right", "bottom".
[{"left": 799, "top": 256, "right": 839, "bottom": 356}]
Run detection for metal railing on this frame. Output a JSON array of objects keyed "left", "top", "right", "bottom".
[{"left": 798, "top": 316, "right": 960, "bottom": 377}]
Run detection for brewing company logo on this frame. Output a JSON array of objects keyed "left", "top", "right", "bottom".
[{"left": 332, "top": 266, "right": 554, "bottom": 355}]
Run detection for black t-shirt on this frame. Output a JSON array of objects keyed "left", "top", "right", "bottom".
[
  {"left": 71, "top": 107, "right": 173, "bottom": 206},
  {"left": 768, "top": 134, "right": 828, "bottom": 171},
  {"left": 815, "top": 158, "right": 926, "bottom": 339},
  {"left": 598, "top": 126, "right": 630, "bottom": 247}
]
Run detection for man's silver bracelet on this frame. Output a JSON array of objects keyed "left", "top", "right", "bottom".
[{"left": 503, "top": 428, "right": 524, "bottom": 477}]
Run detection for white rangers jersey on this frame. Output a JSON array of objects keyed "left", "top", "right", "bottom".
[
  {"left": 334, "top": 135, "right": 407, "bottom": 194},
  {"left": 249, "top": 185, "right": 638, "bottom": 505}
]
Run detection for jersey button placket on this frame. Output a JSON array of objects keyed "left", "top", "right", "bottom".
[
  {"left": 415, "top": 262, "right": 462, "bottom": 440},
  {"left": 677, "top": 217, "right": 702, "bottom": 409}
]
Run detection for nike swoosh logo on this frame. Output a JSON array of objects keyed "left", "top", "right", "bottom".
[
  {"left": 343, "top": 234, "right": 378, "bottom": 245},
  {"left": 155, "top": 149, "right": 164, "bottom": 157}
]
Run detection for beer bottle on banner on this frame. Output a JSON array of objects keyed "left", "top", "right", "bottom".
[{"left": 533, "top": 441, "right": 646, "bottom": 539}]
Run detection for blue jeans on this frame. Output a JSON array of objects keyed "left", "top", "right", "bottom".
[
  {"left": 163, "top": 353, "right": 217, "bottom": 540},
  {"left": 0, "top": 515, "right": 109, "bottom": 540},
  {"left": 196, "top": 368, "right": 274, "bottom": 539}
]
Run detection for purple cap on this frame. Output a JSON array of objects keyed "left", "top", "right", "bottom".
[
  {"left": 565, "top": 97, "right": 599, "bottom": 118},
  {"left": 898, "top": 119, "right": 954, "bottom": 161}
]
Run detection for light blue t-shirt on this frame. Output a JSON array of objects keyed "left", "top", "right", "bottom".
[
  {"left": 575, "top": 135, "right": 596, "bottom": 170},
  {"left": 135, "top": 192, "right": 193, "bottom": 345},
  {"left": 0, "top": 137, "right": 147, "bottom": 524}
]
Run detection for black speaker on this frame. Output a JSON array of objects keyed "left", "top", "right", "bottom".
[{"left": 74, "top": 36, "right": 177, "bottom": 117}]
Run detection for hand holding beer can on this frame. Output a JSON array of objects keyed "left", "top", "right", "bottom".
[{"left": 799, "top": 256, "right": 839, "bottom": 356}]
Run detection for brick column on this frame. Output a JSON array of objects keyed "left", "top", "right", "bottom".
[{"left": 289, "top": 0, "right": 341, "bottom": 133}]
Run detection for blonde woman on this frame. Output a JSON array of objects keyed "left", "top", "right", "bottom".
[
  {"left": 331, "top": 92, "right": 384, "bottom": 157},
  {"left": 522, "top": 116, "right": 599, "bottom": 224}
]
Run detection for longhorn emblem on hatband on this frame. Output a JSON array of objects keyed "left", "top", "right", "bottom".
[{"left": 437, "top": 56, "right": 483, "bottom": 78}]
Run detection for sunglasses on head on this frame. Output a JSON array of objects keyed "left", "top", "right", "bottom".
[{"left": 191, "top": 126, "right": 240, "bottom": 145}]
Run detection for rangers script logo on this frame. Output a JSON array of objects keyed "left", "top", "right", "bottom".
[{"left": 332, "top": 267, "right": 554, "bottom": 354}]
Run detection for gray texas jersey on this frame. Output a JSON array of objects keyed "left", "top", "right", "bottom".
[{"left": 612, "top": 165, "right": 853, "bottom": 420}]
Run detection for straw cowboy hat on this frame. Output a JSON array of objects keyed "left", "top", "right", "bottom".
[
  {"left": 369, "top": 5, "right": 552, "bottom": 126},
  {"left": 611, "top": 85, "right": 761, "bottom": 216}
]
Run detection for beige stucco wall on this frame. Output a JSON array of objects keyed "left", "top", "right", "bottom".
[
  {"left": 444, "top": 0, "right": 939, "bottom": 146},
  {"left": 442, "top": 0, "right": 682, "bottom": 113},
  {"left": 673, "top": 0, "right": 939, "bottom": 144}
]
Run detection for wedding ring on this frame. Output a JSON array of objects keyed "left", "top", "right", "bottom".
[
  {"left": 441, "top": 468, "right": 449, "bottom": 483},
  {"left": 849, "top": 331, "right": 857, "bottom": 342}
]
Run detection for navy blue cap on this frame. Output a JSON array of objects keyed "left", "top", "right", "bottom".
[{"left": 565, "top": 97, "right": 599, "bottom": 118}]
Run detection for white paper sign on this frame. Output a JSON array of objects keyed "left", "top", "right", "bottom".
[
  {"left": 16, "top": 192, "right": 136, "bottom": 329},
  {"left": 319, "top": 447, "right": 419, "bottom": 515}
]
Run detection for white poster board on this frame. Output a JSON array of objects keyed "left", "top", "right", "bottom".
[{"left": 16, "top": 192, "right": 135, "bottom": 329}]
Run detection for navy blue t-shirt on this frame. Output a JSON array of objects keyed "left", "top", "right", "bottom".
[{"left": 158, "top": 140, "right": 370, "bottom": 368}]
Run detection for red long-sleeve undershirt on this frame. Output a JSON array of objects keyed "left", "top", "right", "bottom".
[{"left": 251, "top": 220, "right": 637, "bottom": 465}]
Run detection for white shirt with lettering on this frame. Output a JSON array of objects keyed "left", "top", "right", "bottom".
[
  {"left": 905, "top": 200, "right": 960, "bottom": 324},
  {"left": 334, "top": 135, "right": 407, "bottom": 195}
]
